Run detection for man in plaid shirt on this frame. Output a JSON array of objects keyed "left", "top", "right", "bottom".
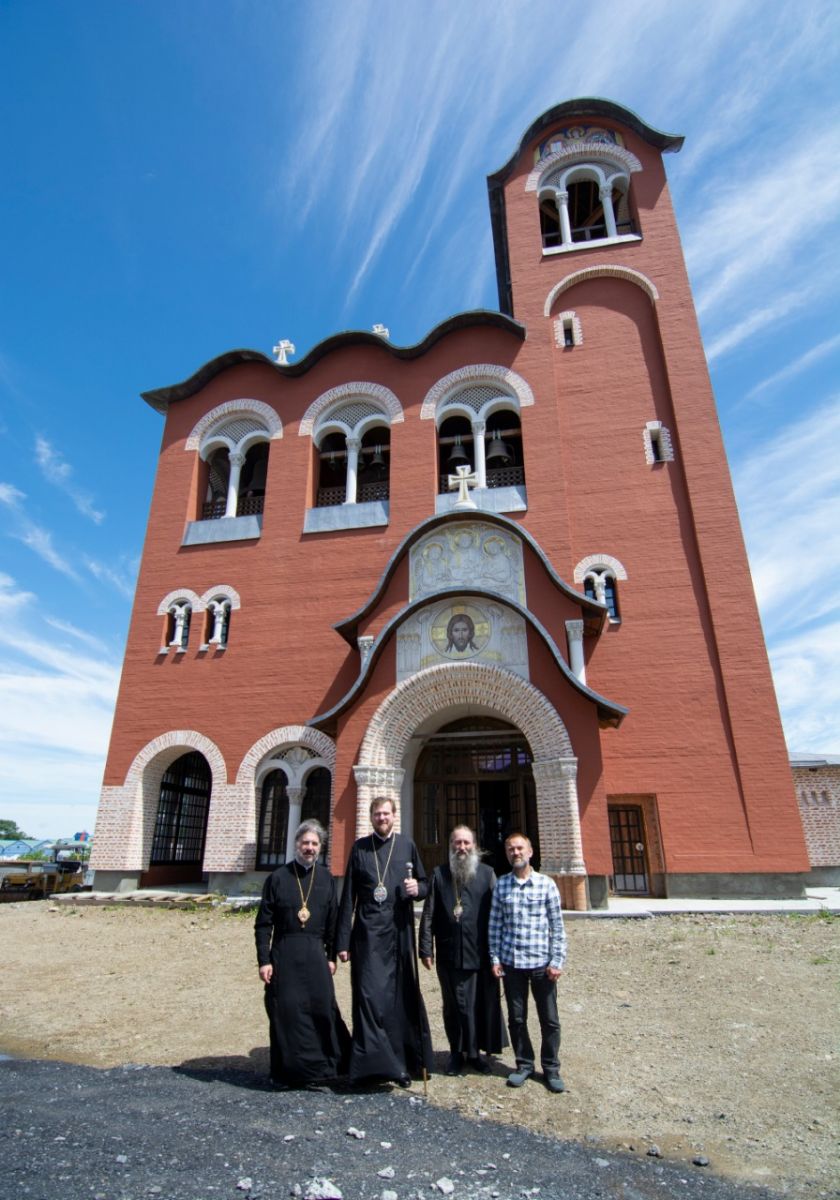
[{"left": 489, "top": 832, "right": 567, "bottom": 1092}]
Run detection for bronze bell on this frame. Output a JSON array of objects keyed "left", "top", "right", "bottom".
[
  {"left": 486, "top": 430, "right": 512, "bottom": 466},
  {"left": 369, "top": 444, "right": 386, "bottom": 469},
  {"left": 447, "top": 436, "right": 470, "bottom": 469}
]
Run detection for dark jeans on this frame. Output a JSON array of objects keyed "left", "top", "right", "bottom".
[{"left": 502, "top": 966, "right": 561, "bottom": 1077}]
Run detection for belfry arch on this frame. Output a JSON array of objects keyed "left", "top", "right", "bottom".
[{"left": 352, "top": 662, "right": 588, "bottom": 908}]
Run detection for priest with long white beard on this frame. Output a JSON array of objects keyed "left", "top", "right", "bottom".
[{"left": 420, "top": 825, "right": 508, "bottom": 1075}]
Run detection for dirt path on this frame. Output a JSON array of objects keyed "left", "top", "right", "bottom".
[{"left": 1, "top": 903, "right": 836, "bottom": 1197}]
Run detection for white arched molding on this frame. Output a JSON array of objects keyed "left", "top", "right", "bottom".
[
  {"left": 525, "top": 142, "right": 642, "bottom": 192},
  {"left": 573, "top": 554, "right": 628, "bottom": 583},
  {"left": 237, "top": 725, "right": 336, "bottom": 785},
  {"left": 185, "top": 400, "right": 283, "bottom": 452},
  {"left": 237, "top": 726, "right": 337, "bottom": 872},
  {"left": 554, "top": 311, "right": 583, "bottom": 348},
  {"left": 198, "top": 585, "right": 241, "bottom": 610},
  {"left": 420, "top": 365, "right": 535, "bottom": 421},
  {"left": 643, "top": 420, "right": 675, "bottom": 464},
  {"left": 543, "top": 266, "right": 659, "bottom": 316},
  {"left": 90, "top": 731, "right": 230, "bottom": 874},
  {"left": 354, "top": 663, "right": 585, "bottom": 885},
  {"left": 299, "top": 383, "right": 403, "bottom": 438},
  {"left": 157, "top": 588, "right": 204, "bottom": 615}
]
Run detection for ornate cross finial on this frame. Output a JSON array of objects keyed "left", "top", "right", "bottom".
[
  {"left": 372, "top": 323, "right": 390, "bottom": 339},
  {"left": 272, "top": 338, "right": 296, "bottom": 365},
  {"left": 447, "top": 462, "right": 479, "bottom": 510}
]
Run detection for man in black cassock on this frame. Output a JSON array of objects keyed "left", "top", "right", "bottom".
[
  {"left": 336, "top": 796, "right": 434, "bottom": 1087},
  {"left": 420, "top": 824, "right": 508, "bottom": 1076},
  {"left": 255, "top": 819, "right": 350, "bottom": 1088}
]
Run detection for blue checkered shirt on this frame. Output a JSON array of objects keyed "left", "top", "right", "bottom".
[{"left": 488, "top": 869, "right": 567, "bottom": 971}]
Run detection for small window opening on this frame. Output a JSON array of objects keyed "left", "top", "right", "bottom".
[
  {"left": 357, "top": 426, "right": 391, "bottom": 503},
  {"left": 540, "top": 196, "right": 561, "bottom": 248}
]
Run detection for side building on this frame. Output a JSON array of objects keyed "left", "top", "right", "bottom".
[{"left": 91, "top": 98, "right": 809, "bottom": 907}]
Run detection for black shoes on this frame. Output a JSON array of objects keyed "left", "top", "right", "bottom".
[
  {"left": 445, "top": 1052, "right": 464, "bottom": 1076},
  {"left": 467, "top": 1055, "right": 492, "bottom": 1075},
  {"left": 395, "top": 1073, "right": 412, "bottom": 1088},
  {"left": 544, "top": 1073, "right": 565, "bottom": 1094},
  {"left": 506, "top": 1067, "right": 533, "bottom": 1088}
]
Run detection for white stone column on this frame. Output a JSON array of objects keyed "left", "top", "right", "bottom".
[
  {"left": 565, "top": 619, "right": 586, "bottom": 684},
  {"left": 600, "top": 184, "right": 617, "bottom": 238},
  {"left": 344, "top": 436, "right": 360, "bottom": 505},
  {"left": 557, "top": 189, "right": 572, "bottom": 246},
  {"left": 208, "top": 601, "right": 230, "bottom": 646},
  {"left": 225, "top": 451, "right": 245, "bottom": 518},
  {"left": 169, "top": 604, "right": 189, "bottom": 649},
  {"left": 284, "top": 786, "right": 304, "bottom": 863},
  {"left": 530, "top": 756, "right": 586, "bottom": 876},
  {"left": 472, "top": 419, "right": 487, "bottom": 488}
]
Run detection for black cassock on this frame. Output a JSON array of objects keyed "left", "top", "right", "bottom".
[
  {"left": 255, "top": 862, "right": 350, "bottom": 1085},
  {"left": 419, "top": 862, "right": 508, "bottom": 1058},
  {"left": 336, "top": 832, "right": 434, "bottom": 1083}
]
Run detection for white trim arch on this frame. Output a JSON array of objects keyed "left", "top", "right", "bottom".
[
  {"left": 157, "top": 588, "right": 204, "bottom": 615},
  {"left": 352, "top": 662, "right": 585, "bottom": 880},
  {"left": 185, "top": 400, "right": 283, "bottom": 452},
  {"left": 544, "top": 266, "right": 659, "bottom": 316},
  {"left": 420, "top": 364, "right": 535, "bottom": 421},
  {"left": 299, "top": 383, "right": 403, "bottom": 438},
  {"left": 573, "top": 554, "right": 628, "bottom": 583},
  {"left": 526, "top": 142, "right": 643, "bottom": 192},
  {"left": 198, "top": 584, "right": 241, "bottom": 610},
  {"left": 237, "top": 726, "right": 336, "bottom": 786}
]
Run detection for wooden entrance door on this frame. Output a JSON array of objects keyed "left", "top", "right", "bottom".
[
  {"left": 608, "top": 804, "right": 650, "bottom": 894},
  {"left": 414, "top": 718, "right": 538, "bottom": 873}
]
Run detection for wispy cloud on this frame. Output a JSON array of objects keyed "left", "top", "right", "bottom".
[
  {"left": 84, "top": 555, "right": 137, "bottom": 600},
  {"left": 734, "top": 394, "right": 840, "bottom": 748},
  {"left": 35, "top": 435, "right": 105, "bottom": 523},
  {"left": 0, "top": 575, "right": 120, "bottom": 837},
  {"left": 0, "top": 481, "right": 25, "bottom": 507},
  {"left": 745, "top": 332, "right": 840, "bottom": 401}
]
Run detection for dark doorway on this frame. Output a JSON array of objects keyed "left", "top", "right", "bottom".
[
  {"left": 608, "top": 805, "right": 650, "bottom": 894},
  {"left": 141, "top": 751, "right": 211, "bottom": 887},
  {"left": 414, "top": 718, "right": 538, "bottom": 875}
]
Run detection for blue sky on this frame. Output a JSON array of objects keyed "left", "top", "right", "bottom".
[{"left": 1, "top": 1, "right": 839, "bottom": 839}]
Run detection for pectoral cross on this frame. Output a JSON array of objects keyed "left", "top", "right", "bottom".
[{"left": 447, "top": 463, "right": 479, "bottom": 510}]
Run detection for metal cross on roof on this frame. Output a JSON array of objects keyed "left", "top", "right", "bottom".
[{"left": 272, "top": 338, "right": 296, "bottom": 365}]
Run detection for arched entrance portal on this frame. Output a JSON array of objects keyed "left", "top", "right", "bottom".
[
  {"left": 354, "top": 663, "right": 588, "bottom": 909},
  {"left": 140, "top": 750, "right": 211, "bottom": 887},
  {"left": 414, "top": 718, "right": 538, "bottom": 874}
]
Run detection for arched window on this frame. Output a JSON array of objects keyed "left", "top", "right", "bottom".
[
  {"left": 531, "top": 131, "right": 642, "bottom": 254},
  {"left": 204, "top": 597, "right": 231, "bottom": 648},
  {"left": 256, "top": 769, "right": 289, "bottom": 869},
  {"left": 150, "top": 752, "right": 211, "bottom": 865},
  {"left": 435, "top": 383, "right": 526, "bottom": 499},
  {"left": 199, "top": 415, "right": 271, "bottom": 520},
  {"left": 313, "top": 400, "right": 391, "bottom": 508},
  {"left": 301, "top": 766, "right": 332, "bottom": 859},
  {"left": 166, "top": 600, "right": 192, "bottom": 651},
  {"left": 584, "top": 570, "right": 619, "bottom": 620}
]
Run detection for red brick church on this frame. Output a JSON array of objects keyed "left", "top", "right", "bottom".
[{"left": 91, "top": 98, "right": 809, "bottom": 908}]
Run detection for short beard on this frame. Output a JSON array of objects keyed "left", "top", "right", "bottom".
[{"left": 449, "top": 848, "right": 480, "bottom": 886}]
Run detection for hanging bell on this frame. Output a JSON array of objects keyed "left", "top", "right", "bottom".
[
  {"left": 369, "top": 444, "right": 386, "bottom": 469},
  {"left": 447, "top": 436, "right": 470, "bottom": 469},
  {"left": 486, "top": 430, "right": 512, "bottom": 466}
]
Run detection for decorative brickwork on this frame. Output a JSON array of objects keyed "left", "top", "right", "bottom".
[
  {"left": 525, "top": 142, "right": 642, "bottom": 191},
  {"left": 420, "top": 365, "right": 535, "bottom": 421},
  {"left": 354, "top": 662, "right": 583, "bottom": 875},
  {"left": 793, "top": 764, "right": 840, "bottom": 868},
  {"left": 643, "top": 420, "right": 675, "bottom": 464},
  {"left": 543, "top": 266, "right": 659, "bottom": 316},
  {"left": 156, "top": 588, "right": 203, "bottom": 615},
  {"left": 185, "top": 400, "right": 283, "bottom": 451},
  {"left": 554, "top": 311, "right": 583, "bottom": 348},
  {"left": 299, "top": 382, "right": 403, "bottom": 437},
  {"left": 91, "top": 731, "right": 228, "bottom": 873},
  {"left": 573, "top": 554, "right": 628, "bottom": 583}
]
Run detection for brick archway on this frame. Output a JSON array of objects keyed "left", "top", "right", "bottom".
[{"left": 353, "top": 663, "right": 587, "bottom": 907}]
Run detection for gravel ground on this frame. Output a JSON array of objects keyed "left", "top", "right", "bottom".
[{"left": 0, "top": 902, "right": 837, "bottom": 1198}]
